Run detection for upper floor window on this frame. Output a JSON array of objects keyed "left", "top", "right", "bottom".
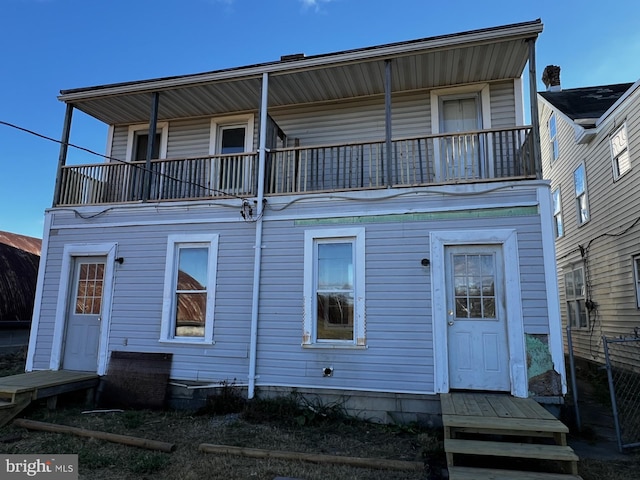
[
  {"left": 549, "top": 113, "right": 559, "bottom": 162},
  {"left": 573, "top": 163, "right": 589, "bottom": 225},
  {"left": 161, "top": 234, "right": 219, "bottom": 344},
  {"left": 303, "top": 228, "right": 366, "bottom": 347},
  {"left": 552, "top": 188, "right": 564, "bottom": 238},
  {"left": 126, "top": 123, "right": 168, "bottom": 162},
  {"left": 210, "top": 115, "right": 255, "bottom": 195},
  {"left": 634, "top": 255, "right": 640, "bottom": 309},
  {"left": 610, "top": 123, "right": 631, "bottom": 180},
  {"left": 565, "top": 265, "right": 587, "bottom": 329}
]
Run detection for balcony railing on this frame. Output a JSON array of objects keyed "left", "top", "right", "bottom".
[{"left": 56, "top": 127, "right": 535, "bottom": 206}]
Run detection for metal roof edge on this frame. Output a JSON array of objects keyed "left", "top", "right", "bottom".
[{"left": 58, "top": 19, "right": 542, "bottom": 103}]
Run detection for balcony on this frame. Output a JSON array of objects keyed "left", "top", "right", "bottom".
[{"left": 56, "top": 126, "right": 536, "bottom": 206}]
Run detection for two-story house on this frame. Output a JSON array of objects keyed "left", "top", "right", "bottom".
[
  {"left": 26, "top": 19, "right": 566, "bottom": 421},
  {"left": 538, "top": 66, "right": 640, "bottom": 372}
]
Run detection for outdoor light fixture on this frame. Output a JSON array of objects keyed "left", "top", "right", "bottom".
[
  {"left": 421, "top": 258, "right": 430, "bottom": 267},
  {"left": 115, "top": 257, "right": 124, "bottom": 264}
]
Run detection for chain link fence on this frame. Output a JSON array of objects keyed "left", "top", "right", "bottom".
[{"left": 603, "top": 336, "right": 640, "bottom": 451}]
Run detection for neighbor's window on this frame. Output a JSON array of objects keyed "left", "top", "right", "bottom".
[
  {"left": 565, "top": 265, "right": 587, "bottom": 329},
  {"left": 303, "top": 228, "right": 365, "bottom": 346},
  {"left": 573, "top": 163, "right": 589, "bottom": 225},
  {"left": 610, "top": 123, "right": 631, "bottom": 180},
  {"left": 549, "top": 113, "right": 559, "bottom": 162},
  {"left": 634, "top": 255, "right": 640, "bottom": 308},
  {"left": 552, "top": 188, "right": 564, "bottom": 238},
  {"left": 161, "top": 234, "right": 218, "bottom": 343}
]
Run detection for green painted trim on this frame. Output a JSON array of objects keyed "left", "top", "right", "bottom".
[{"left": 294, "top": 206, "right": 539, "bottom": 226}]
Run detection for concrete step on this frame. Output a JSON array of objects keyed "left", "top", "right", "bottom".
[{"left": 448, "top": 466, "right": 583, "bottom": 480}]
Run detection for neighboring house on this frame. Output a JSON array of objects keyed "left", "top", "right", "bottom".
[
  {"left": 538, "top": 66, "right": 640, "bottom": 371},
  {"left": 0, "top": 231, "right": 41, "bottom": 353},
  {"left": 27, "top": 19, "right": 567, "bottom": 421}
]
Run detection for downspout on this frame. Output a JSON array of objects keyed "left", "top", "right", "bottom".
[
  {"left": 384, "top": 59, "right": 393, "bottom": 187},
  {"left": 52, "top": 103, "right": 74, "bottom": 207},
  {"left": 248, "top": 72, "right": 269, "bottom": 399},
  {"left": 142, "top": 92, "right": 160, "bottom": 201},
  {"left": 527, "top": 38, "right": 542, "bottom": 179}
]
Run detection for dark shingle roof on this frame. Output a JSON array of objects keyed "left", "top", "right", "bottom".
[
  {"left": 539, "top": 83, "right": 633, "bottom": 125},
  {"left": 0, "top": 232, "right": 41, "bottom": 322}
]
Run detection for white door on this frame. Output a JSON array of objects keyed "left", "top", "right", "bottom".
[
  {"left": 62, "top": 257, "right": 106, "bottom": 371},
  {"left": 445, "top": 245, "right": 510, "bottom": 391},
  {"left": 439, "top": 96, "right": 483, "bottom": 180}
]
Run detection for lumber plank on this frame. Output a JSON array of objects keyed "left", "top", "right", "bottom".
[
  {"left": 199, "top": 443, "right": 424, "bottom": 472},
  {"left": 442, "top": 414, "right": 568, "bottom": 434},
  {"left": 444, "top": 439, "right": 579, "bottom": 461},
  {"left": 448, "top": 466, "right": 583, "bottom": 480},
  {"left": 440, "top": 393, "right": 455, "bottom": 415}
]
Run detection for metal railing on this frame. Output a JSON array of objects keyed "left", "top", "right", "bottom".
[
  {"left": 56, "top": 126, "right": 535, "bottom": 206},
  {"left": 603, "top": 334, "right": 640, "bottom": 452}
]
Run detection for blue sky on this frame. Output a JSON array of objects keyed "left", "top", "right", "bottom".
[{"left": 1, "top": 0, "right": 639, "bottom": 239}]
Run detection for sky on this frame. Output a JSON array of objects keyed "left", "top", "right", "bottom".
[{"left": 1, "top": 0, "right": 639, "bottom": 239}]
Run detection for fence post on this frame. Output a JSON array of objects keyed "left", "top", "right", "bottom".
[{"left": 602, "top": 336, "right": 624, "bottom": 453}]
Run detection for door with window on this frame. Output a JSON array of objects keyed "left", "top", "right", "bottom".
[
  {"left": 217, "top": 124, "right": 251, "bottom": 195},
  {"left": 445, "top": 245, "right": 510, "bottom": 391},
  {"left": 62, "top": 257, "right": 106, "bottom": 371},
  {"left": 439, "top": 96, "right": 483, "bottom": 181}
]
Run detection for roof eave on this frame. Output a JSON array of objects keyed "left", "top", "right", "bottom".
[{"left": 58, "top": 19, "right": 542, "bottom": 103}]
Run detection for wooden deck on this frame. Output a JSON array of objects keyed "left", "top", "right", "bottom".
[
  {"left": 441, "top": 392, "right": 582, "bottom": 480},
  {"left": 0, "top": 370, "right": 99, "bottom": 427}
]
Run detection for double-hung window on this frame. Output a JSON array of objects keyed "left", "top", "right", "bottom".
[
  {"left": 161, "top": 234, "right": 218, "bottom": 344},
  {"left": 610, "top": 123, "right": 631, "bottom": 180},
  {"left": 633, "top": 255, "right": 640, "bottom": 308},
  {"left": 564, "top": 265, "right": 587, "bottom": 329},
  {"left": 552, "top": 188, "right": 564, "bottom": 238},
  {"left": 573, "top": 163, "right": 589, "bottom": 225},
  {"left": 303, "top": 228, "right": 365, "bottom": 346},
  {"left": 549, "top": 113, "right": 559, "bottom": 162}
]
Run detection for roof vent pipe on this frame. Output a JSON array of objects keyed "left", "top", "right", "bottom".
[{"left": 542, "top": 65, "right": 561, "bottom": 92}]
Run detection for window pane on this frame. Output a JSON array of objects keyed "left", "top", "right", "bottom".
[
  {"left": 316, "top": 293, "right": 353, "bottom": 341},
  {"left": 611, "top": 125, "right": 627, "bottom": 157},
  {"left": 483, "top": 298, "right": 496, "bottom": 318},
  {"left": 220, "top": 127, "right": 246, "bottom": 154},
  {"left": 578, "top": 194, "right": 589, "bottom": 223},
  {"left": 574, "top": 269, "right": 584, "bottom": 297},
  {"left": 552, "top": 190, "right": 561, "bottom": 214},
  {"left": 134, "top": 133, "right": 161, "bottom": 161},
  {"left": 452, "top": 253, "right": 496, "bottom": 320},
  {"left": 565, "top": 272, "right": 574, "bottom": 297},
  {"left": 178, "top": 247, "right": 208, "bottom": 290},
  {"left": 317, "top": 243, "right": 353, "bottom": 289},
  {"left": 574, "top": 165, "right": 585, "bottom": 195},
  {"left": 616, "top": 150, "right": 631, "bottom": 177},
  {"left": 175, "top": 292, "right": 206, "bottom": 337},
  {"left": 555, "top": 215, "right": 564, "bottom": 237}
]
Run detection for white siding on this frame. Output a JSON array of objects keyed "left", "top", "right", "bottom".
[{"left": 490, "top": 81, "right": 516, "bottom": 128}]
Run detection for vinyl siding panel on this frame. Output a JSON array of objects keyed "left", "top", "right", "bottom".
[
  {"left": 490, "top": 81, "right": 516, "bottom": 128},
  {"left": 540, "top": 88, "right": 640, "bottom": 368}
]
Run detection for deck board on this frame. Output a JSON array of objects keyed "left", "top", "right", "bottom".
[{"left": 0, "top": 371, "right": 99, "bottom": 395}]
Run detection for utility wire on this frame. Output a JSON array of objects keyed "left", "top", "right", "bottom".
[{"left": 0, "top": 119, "right": 247, "bottom": 201}]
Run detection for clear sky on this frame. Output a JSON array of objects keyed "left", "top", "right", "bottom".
[{"left": 1, "top": 0, "right": 639, "bottom": 239}]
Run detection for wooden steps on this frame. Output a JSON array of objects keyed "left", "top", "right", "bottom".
[
  {"left": 0, "top": 370, "right": 99, "bottom": 427},
  {"left": 448, "top": 466, "right": 583, "bottom": 480},
  {"left": 442, "top": 393, "right": 582, "bottom": 480}
]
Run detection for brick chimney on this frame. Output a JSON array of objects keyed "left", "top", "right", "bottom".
[{"left": 542, "top": 65, "right": 561, "bottom": 92}]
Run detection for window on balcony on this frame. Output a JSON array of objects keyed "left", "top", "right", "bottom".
[
  {"left": 610, "top": 123, "right": 630, "bottom": 180},
  {"left": 161, "top": 234, "right": 218, "bottom": 344},
  {"left": 210, "top": 114, "right": 254, "bottom": 196},
  {"left": 573, "top": 163, "right": 589, "bottom": 225},
  {"left": 552, "top": 188, "right": 564, "bottom": 238},
  {"left": 126, "top": 123, "right": 168, "bottom": 161},
  {"left": 303, "top": 228, "right": 365, "bottom": 347},
  {"left": 565, "top": 265, "right": 587, "bottom": 329},
  {"left": 549, "top": 113, "right": 559, "bottom": 162}
]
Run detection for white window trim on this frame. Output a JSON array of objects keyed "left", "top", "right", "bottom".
[
  {"left": 430, "top": 229, "right": 527, "bottom": 398},
  {"left": 573, "top": 162, "right": 590, "bottom": 225},
  {"left": 160, "top": 234, "right": 219, "bottom": 344},
  {"left": 633, "top": 255, "right": 640, "bottom": 309},
  {"left": 303, "top": 227, "right": 366, "bottom": 347},
  {"left": 50, "top": 243, "right": 117, "bottom": 376},
  {"left": 125, "top": 122, "right": 169, "bottom": 161},
  {"left": 610, "top": 122, "right": 631, "bottom": 181}
]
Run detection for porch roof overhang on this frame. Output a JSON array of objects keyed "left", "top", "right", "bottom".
[{"left": 58, "top": 19, "right": 542, "bottom": 126}]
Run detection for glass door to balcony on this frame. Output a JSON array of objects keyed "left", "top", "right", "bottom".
[
  {"left": 439, "top": 96, "right": 484, "bottom": 181},
  {"left": 216, "top": 124, "right": 250, "bottom": 195}
]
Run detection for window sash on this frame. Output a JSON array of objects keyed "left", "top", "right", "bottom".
[
  {"left": 574, "top": 164, "right": 589, "bottom": 224},
  {"left": 565, "top": 267, "right": 588, "bottom": 328},
  {"left": 634, "top": 256, "right": 640, "bottom": 308},
  {"left": 611, "top": 124, "right": 630, "bottom": 179},
  {"left": 549, "top": 114, "right": 559, "bottom": 161},
  {"left": 552, "top": 189, "right": 563, "bottom": 238}
]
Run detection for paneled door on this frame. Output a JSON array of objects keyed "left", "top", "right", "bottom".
[
  {"left": 445, "top": 245, "right": 510, "bottom": 391},
  {"left": 62, "top": 256, "right": 106, "bottom": 371}
]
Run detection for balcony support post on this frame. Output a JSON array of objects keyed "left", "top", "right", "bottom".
[
  {"left": 53, "top": 103, "right": 74, "bottom": 207},
  {"left": 384, "top": 59, "right": 393, "bottom": 187},
  {"left": 527, "top": 38, "right": 542, "bottom": 178},
  {"left": 142, "top": 92, "right": 160, "bottom": 201},
  {"left": 248, "top": 72, "right": 269, "bottom": 399}
]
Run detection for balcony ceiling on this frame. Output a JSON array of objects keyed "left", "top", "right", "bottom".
[{"left": 60, "top": 20, "right": 542, "bottom": 126}]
